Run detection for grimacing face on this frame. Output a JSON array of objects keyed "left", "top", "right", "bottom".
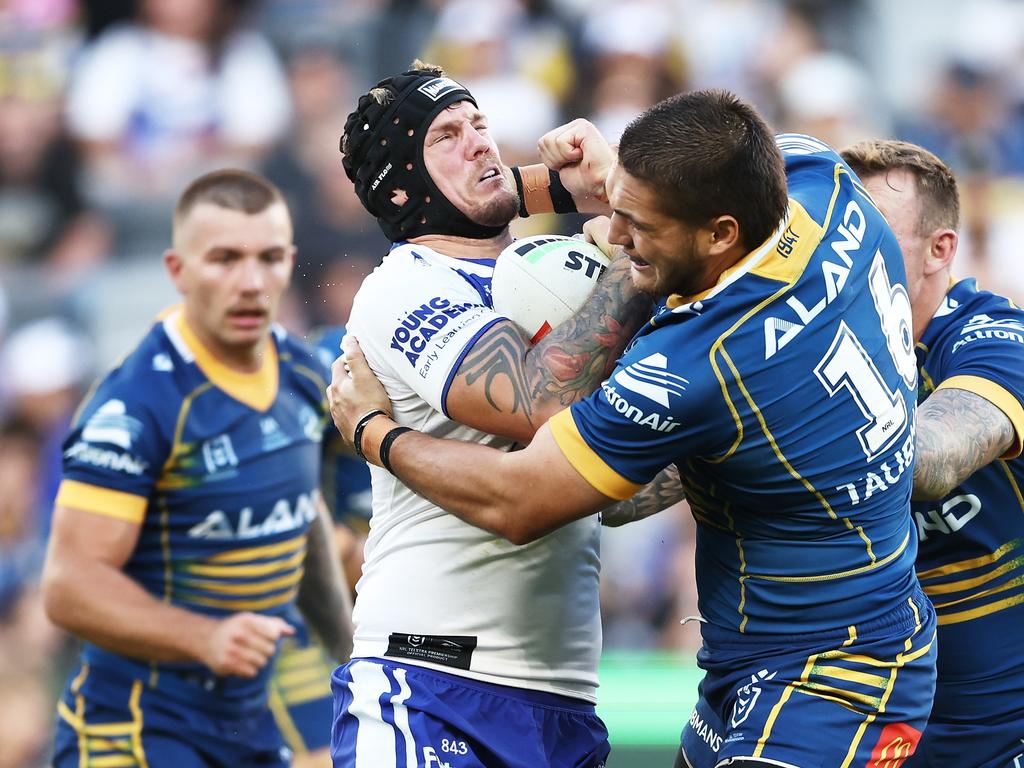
[
  {"left": 605, "top": 163, "right": 705, "bottom": 298},
  {"left": 421, "top": 101, "right": 519, "bottom": 228},
  {"left": 860, "top": 168, "right": 930, "bottom": 305},
  {"left": 166, "top": 201, "right": 295, "bottom": 365}
]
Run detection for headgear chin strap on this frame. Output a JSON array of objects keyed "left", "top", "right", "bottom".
[{"left": 342, "top": 69, "right": 506, "bottom": 242}]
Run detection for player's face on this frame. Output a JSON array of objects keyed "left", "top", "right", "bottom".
[
  {"left": 167, "top": 201, "right": 295, "bottom": 364},
  {"left": 605, "top": 164, "right": 705, "bottom": 297},
  {"left": 861, "top": 169, "right": 930, "bottom": 305},
  {"left": 422, "top": 101, "right": 519, "bottom": 228}
]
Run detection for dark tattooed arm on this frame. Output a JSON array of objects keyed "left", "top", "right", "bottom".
[
  {"left": 447, "top": 257, "right": 652, "bottom": 443},
  {"left": 297, "top": 498, "right": 354, "bottom": 662},
  {"left": 602, "top": 465, "right": 685, "bottom": 527},
  {"left": 914, "top": 386, "right": 1016, "bottom": 501}
]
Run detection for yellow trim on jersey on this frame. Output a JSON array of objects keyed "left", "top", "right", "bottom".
[
  {"left": 268, "top": 685, "right": 308, "bottom": 755},
  {"left": 56, "top": 480, "right": 147, "bottom": 524},
  {"left": 548, "top": 409, "right": 642, "bottom": 501},
  {"left": 88, "top": 755, "right": 137, "bottom": 767},
  {"left": 174, "top": 311, "right": 278, "bottom": 412},
  {"left": 929, "top": 576, "right": 1021, "bottom": 611},
  {"left": 275, "top": 664, "right": 329, "bottom": 689},
  {"left": 181, "top": 587, "right": 299, "bottom": 611},
  {"left": 935, "top": 592, "right": 1024, "bottom": 625},
  {"left": 743, "top": 533, "right": 907, "bottom": 583},
  {"left": 916, "top": 539, "right": 1018, "bottom": 581},
  {"left": 1000, "top": 460, "right": 1024, "bottom": 513},
  {"left": 920, "top": 554, "right": 1024, "bottom": 595},
  {"left": 706, "top": 200, "right": 824, "bottom": 465},
  {"left": 206, "top": 534, "right": 305, "bottom": 563},
  {"left": 180, "top": 568, "right": 304, "bottom": 596},
  {"left": 936, "top": 375, "right": 1024, "bottom": 459},
  {"left": 183, "top": 547, "right": 305, "bottom": 577},
  {"left": 800, "top": 681, "right": 881, "bottom": 712},
  {"left": 812, "top": 665, "right": 889, "bottom": 690},
  {"left": 279, "top": 680, "right": 332, "bottom": 706}
]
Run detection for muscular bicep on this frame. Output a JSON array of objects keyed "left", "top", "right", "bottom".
[
  {"left": 445, "top": 319, "right": 541, "bottom": 443},
  {"left": 45, "top": 504, "right": 143, "bottom": 571},
  {"left": 914, "top": 386, "right": 1017, "bottom": 500}
]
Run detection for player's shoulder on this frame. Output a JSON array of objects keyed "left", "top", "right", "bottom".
[
  {"left": 927, "top": 279, "right": 1024, "bottom": 352},
  {"left": 275, "top": 325, "right": 332, "bottom": 392}
]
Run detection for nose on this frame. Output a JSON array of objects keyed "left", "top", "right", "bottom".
[
  {"left": 465, "top": 124, "right": 490, "bottom": 159},
  {"left": 607, "top": 213, "right": 631, "bottom": 249},
  {"left": 238, "top": 255, "right": 265, "bottom": 293}
]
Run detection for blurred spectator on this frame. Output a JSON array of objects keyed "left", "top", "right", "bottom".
[
  {"left": 262, "top": 45, "right": 386, "bottom": 328},
  {"left": 0, "top": 317, "right": 94, "bottom": 520},
  {"left": 0, "top": 4, "right": 109, "bottom": 296},
  {"left": 65, "top": 0, "right": 291, "bottom": 257},
  {"left": 775, "top": 51, "right": 885, "bottom": 149},
  {"left": 578, "top": 0, "right": 684, "bottom": 142},
  {"left": 0, "top": 669, "right": 51, "bottom": 768},
  {"left": 425, "top": 0, "right": 567, "bottom": 164},
  {"left": 0, "top": 417, "right": 46, "bottom": 621}
]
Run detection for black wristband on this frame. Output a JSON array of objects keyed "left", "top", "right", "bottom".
[
  {"left": 379, "top": 426, "right": 413, "bottom": 474},
  {"left": 510, "top": 165, "right": 529, "bottom": 218},
  {"left": 352, "top": 409, "right": 387, "bottom": 460},
  {"left": 548, "top": 169, "right": 577, "bottom": 214}
]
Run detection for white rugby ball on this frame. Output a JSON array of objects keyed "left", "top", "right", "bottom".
[{"left": 492, "top": 235, "right": 610, "bottom": 343}]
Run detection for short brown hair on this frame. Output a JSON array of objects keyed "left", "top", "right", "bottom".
[
  {"left": 174, "top": 169, "right": 286, "bottom": 224},
  {"left": 840, "top": 139, "right": 960, "bottom": 236},
  {"left": 618, "top": 89, "right": 788, "bottom": 251}
]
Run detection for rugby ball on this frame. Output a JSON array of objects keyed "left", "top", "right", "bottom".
[{"left": 492, "top": 235, "right": 610, "bottom": 343}]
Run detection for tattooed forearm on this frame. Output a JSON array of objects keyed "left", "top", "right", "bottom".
[
  {"left": 297, "top": 502, "right": 354, "bottom": 661},
  {"left": 913, "top": 386, "right": 1016, "bottom": 501},
  {"left": 603, "top": 465, "right": 685, "bottom": 527},
  {"left": 528, "top": 258, "right": 653, "bottom": 410}
]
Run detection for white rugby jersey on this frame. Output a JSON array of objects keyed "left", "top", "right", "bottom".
[{"left": 346, "top": 242, "right": 601, "bottom": 702}]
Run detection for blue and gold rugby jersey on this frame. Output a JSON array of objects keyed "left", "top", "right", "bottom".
[
  {"left": 56, "top": 308, "right": 330, "bottom": 712},
  {"left": 551, "top": 135, "right": 921, "bottom": 635},
  {"left": 912, "top": 278, "right": 1024, "bottom": 719}
]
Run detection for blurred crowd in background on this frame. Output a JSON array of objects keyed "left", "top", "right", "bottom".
[{"left": 1, "top": 0, "right": 1023, "bottom": 763}]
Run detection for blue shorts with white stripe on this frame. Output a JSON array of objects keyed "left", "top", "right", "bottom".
[{"left": 331, "top": 657, "right": 610, "bottom": 768}]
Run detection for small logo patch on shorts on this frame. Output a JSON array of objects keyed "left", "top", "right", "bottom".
[
  {"left": 867, "top": 723, "right": 921, "bottom": 768},
  {"left": 385, "top": 633, "right": 477, "bottom": 670}
]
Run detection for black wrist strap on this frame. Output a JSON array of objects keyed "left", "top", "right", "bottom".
[
  {"left": 379, "top": 426, "right": 413, "bottom": 474},
  {"left": 510, "top": 165, "right": 529, "bottom": 218},
  {"left": 548, "top": 169, "right": 577, "bottom": 214},
  {"left": 352, "top": 409, "right": 387, "bottom": 460}
]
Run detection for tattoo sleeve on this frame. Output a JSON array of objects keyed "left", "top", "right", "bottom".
[
  {"left": 913, "top": 386, "right": 1016, "bottom": 501},
  {"left": 526, "top": 258, "right": 652, "bottom": 420},
  {"left": 453, "top": 257, "right": 652, "bottom": 437},
  {"left": 297, "top": 500, "right": 354, "bottom": 662},
  {"left": 602, "top": 465, "right": 685, "bottom": 527}
]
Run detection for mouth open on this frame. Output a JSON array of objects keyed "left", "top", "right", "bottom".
[
  {"left": 228, "top": 308, "right": 267, "bottom": 327},
  {"left": 478, "top": 167, "right": 501, "bottom": 184}
]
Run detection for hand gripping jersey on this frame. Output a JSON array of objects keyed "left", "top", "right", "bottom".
[
  {"left": 910, "top": 280, "right": 1024, "bottom": 737},
  {"left": 55, "top": 308, "right": 331, "bottom": 717},
  {"left": 346, "top": 242, "right": 601, "bottom": 702},
  {"left": 551, "top": 135, "right": 922, "bottom": 636}
]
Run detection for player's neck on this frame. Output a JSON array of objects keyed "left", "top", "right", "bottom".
[
  {"left": 182, "top": 314, "right": 266, "bottom": 373},
  {"left": 408, "top": 230, "right": 514, "bottom": 260},
  {"left": 913, "top": 271, "right": 952, "bottom": 343}
]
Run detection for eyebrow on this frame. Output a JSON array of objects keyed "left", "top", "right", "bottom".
[{"left": 426, "top": 109, "right": 485, "bottom": 137}]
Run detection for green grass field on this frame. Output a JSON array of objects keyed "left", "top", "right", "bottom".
[{"left": 597, "top": 651, "right": 703, "bottom": 767}]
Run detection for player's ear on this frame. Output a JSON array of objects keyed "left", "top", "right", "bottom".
[
  {"left": 163, "top": 249, "right": 186, "bottom": 292},
  {"left": 925, "top": 228, "right": 957, "bottom": 276},
  {"left": 705, "top": 215, "right": 740, "bottom": 255}
]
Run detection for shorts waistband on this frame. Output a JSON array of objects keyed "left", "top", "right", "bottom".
[{"left": 354, "top": 657, "right": 596, "bottom": 713}]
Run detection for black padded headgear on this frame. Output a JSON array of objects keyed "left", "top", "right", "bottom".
[{"left": 341, "top": 69, "right": 506, "bottom": 242}]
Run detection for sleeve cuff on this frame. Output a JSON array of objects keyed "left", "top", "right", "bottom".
[
  {"left": 936, "top": 375, "right": 1024, "bottom": 459},
  {"left": 549, "top": 408, "right": 643, "bottom": 501},
  {"left": 55, "top": 479, "right": 148, "bottom": 524}
]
